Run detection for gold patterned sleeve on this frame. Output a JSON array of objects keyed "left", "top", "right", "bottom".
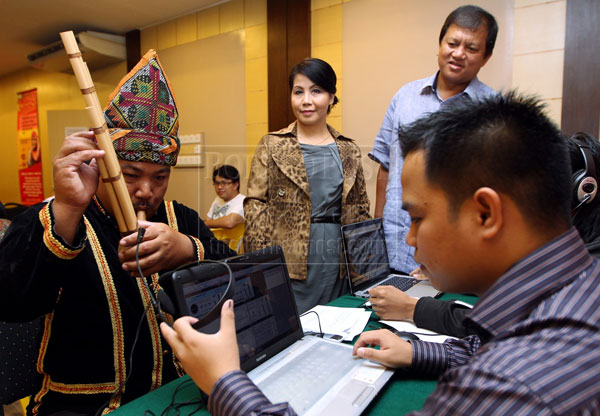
[
  {"left": 243, "top": 135, "right": 273, "bottom": 253},
  {"left": 39, "top": 202, "right": 85, "bottom": 260},
  {"left": 186, "top": 235, "right": 205, "bottom": 261}
]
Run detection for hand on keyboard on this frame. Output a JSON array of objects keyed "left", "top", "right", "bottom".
[
  {"left": 368, "top": 285, "right": 419, "bottom": 321},
  {"left": 409, "top": 266, "right": 427, "bottom": 280}
]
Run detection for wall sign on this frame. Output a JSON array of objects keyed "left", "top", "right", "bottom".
[{"left": 17, "top": 89, "right": 44, "bottom": 205}]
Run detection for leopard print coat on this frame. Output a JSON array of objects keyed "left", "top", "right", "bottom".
[{"left": 243, "top": 122, "right": 371, "bottom": 280}]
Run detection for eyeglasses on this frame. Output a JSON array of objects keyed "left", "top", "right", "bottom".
[{"left": 213, "top": 180, "right": 233, "bottom": 187}]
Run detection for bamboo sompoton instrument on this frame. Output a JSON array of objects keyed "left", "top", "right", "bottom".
[{"left": 59, "top": 31, "right": 139, "bottom": 235}]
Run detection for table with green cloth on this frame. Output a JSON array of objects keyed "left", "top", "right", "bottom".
[{"left": 111, "top": 293, "right": 477, "bottom": 415}]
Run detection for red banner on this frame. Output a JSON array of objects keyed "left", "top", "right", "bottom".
[{"left": 17, "top": 89, "right": 44, "bottom": 205}]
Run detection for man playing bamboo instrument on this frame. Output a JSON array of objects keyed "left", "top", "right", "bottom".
[{"left": 0, "top": 50, "right": 235, "bottom": 415}]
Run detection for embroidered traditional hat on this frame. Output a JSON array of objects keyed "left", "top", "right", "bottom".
[{"left": 103, "top": 50, "right": 180, "bottom": 166}]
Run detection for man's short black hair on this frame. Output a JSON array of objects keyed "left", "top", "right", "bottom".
[
  {"left": 400, "top": 91, "right": 572, "bottom": 231},
  {"left": 439, "top": 5, "right": 498, "bottom": 58},
  {"left": 212, "top": 165, "right": 240, "bottom": 184}
]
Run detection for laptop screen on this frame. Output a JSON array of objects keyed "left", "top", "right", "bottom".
[
  {"left": 168, "top": 247, "right": 303, "bottom": 372},
  {"left": 341, "top": 218, "right": 391, "bottom": 290}
]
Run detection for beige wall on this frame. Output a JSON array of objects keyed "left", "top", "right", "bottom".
[
  {"left": 157, "top": 32, "right": 246, "bottom": 212},
  {"left": 0, "top": 0, "right": 267, "bottom": 217},
  {"left": 512, "top": 0, "right": 566, "bottom": 124},
  {"left": 340, "top": 0, "right": 513, "bottom": 205},
  {"left": 312, "top": 0, "right": 565, "bottom": 212},
  {"left": 0, "top": 0, "right": 569, "bottom": 212},
  {"left": 0, "top": 63, "right": 126, "bottom": 203},
  {"left": 140, "top": 0, "right": 267, "bottom": 215}
]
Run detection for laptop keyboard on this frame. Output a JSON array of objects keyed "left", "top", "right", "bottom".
[
  {"left": 385, "top": 275, "right": 419, "bottom": 291},
  {"left": 257, "top": 340, "right": 358, "bottom": 415}
]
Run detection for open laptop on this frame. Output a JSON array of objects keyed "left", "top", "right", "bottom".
[
  {"left": 159, "top": 246, "right": 393, "bottom": 416},
  {"left": 341, "top": 218, "right": 441, "bottom": 299}
]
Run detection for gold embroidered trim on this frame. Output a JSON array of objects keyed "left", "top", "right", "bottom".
[
  {"left": 92, "top": 195, "right": 107, "bottom": 215},
  {"left": 190, "top": 235, "right": 205, "bottom": 261},
  {"left": 164, "top": 200, "right": 203, "bottom": 260},
  {"left": 161, "top": 201, "right": 185, "bottom": 376},
  {"left": 31, "top": 313, "right": 53, "bottom": 414},
  {"left": 47, "top": 381, "right": 116, "bottom": 394},
  {"left": 138, "top": 277, "right": 164, "bottom": 389},
  {"left": 31, "top": 311, "right": 118, "bottom": 414},
  {"left": 36, "top": 313, "right": 52, "bottom": 375},
  {"left": 31, "top": 376, "right": 51, "bottom": 415},
  {"left": 85, "top": 217, "right": 126, "bottom": 407},
  {"left": 164, "top": 201, "right": 178, "bottom": 231},
  {"left": 30, "top": 201, "right": 190, "bottom": 412},
  {"left": 40, "top": 204, "right": 83, "bottom": 260}
]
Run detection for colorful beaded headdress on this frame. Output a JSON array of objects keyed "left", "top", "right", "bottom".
[{"left": 104, "top": 50, "right": 180, "bottom": 166}]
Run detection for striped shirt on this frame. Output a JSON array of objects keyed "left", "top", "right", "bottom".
[
  {"left": 209, "top": 228, "right": 600, "bottom": 415},
  {"left": 208, "top": 370, "right": 296, "bottom": 416},
  {"left": 410, "top": 227, "right": 600, "bottom": 414}
]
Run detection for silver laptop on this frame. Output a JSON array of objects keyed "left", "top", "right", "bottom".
[
  {"left": 168, "top": 246, "right": 393, "bottom": 416},
  {"left": 341, "top": 218, "right": 441, "bottom": 299}
]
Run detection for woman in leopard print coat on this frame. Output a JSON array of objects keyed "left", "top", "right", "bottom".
[{"left": 243, "top": 58, "right": 370, "bottom": 312}]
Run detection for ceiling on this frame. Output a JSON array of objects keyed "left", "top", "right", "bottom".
[{"left": 0, "top": 0, "right": 228, "bottom": 79}]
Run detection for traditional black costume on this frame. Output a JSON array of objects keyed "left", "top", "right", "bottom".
[
  {"left": 0, "top": 198, "right": 233, "bottom": 413},
  {"left": 0, "top": 50, "right": 235, "bottom": 414}
]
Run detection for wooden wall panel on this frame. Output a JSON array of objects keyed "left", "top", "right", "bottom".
[
  {"left": 561, "top": 0, "right": 600, "bottom": 136},
  {"left": 267, "top": 0, "right": 310, "bottom": 131},
  {"left": 125, "top": 29, "right": 141, "bottom": 72}
]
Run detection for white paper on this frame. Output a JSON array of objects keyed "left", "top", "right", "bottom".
[{"left": 301, "top": 305, "right": 372, "bottom": 341}]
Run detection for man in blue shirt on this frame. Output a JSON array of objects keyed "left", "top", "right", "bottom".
[
  {"left": 370, "top": 5, "right": 497, "bottom": 274},
  {"left": 161, "top": 92, "right": 600, "bottom": 415}
]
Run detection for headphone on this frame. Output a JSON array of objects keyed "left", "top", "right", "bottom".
[{"left": 571, "top": 138, "right": 598, "bottom": 211}]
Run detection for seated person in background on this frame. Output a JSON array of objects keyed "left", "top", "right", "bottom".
[
  {"left": 204, "top": 164, "right": 245, "bottom": 229},
  {"left": 369, "top": 131, "right": 600, "bottom": 338},
  {"left": 0, "top": 50, "right": 234, "bottom": 415},
  {"left": 161, "top": 92, "right": 600, "bottom": 415}
]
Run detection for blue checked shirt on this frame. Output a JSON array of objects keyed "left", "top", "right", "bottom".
[
  {"left": 208, "top": 228, "right": 600, "bottom": 415},
  {"left": 369, "top": 72, "right": 495, "bottom": 273}
]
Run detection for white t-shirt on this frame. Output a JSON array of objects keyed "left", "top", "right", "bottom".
[{"left": 207, "top": 193, "right": 245, "bottom": 220}]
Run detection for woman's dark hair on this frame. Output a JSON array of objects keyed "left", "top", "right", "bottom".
[
  {"left": 212, "top": 165, "right": 240, "bottom": 191},
  {"left": 288, "top": 58, "right": 339, "bottom": 113}
]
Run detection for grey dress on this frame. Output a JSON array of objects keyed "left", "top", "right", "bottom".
[{"left": 291, "top": 142, "right": 346, "bottom": 313}]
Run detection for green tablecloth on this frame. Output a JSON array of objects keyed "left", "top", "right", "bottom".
[{"left": 112, "top": 293, "right": 478, "bottom": 415}]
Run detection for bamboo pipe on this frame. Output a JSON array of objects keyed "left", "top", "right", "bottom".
[{"left": 60, "top": 31, "right": 138, "bottom": 235}]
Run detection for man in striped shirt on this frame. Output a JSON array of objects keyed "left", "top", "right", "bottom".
[
  {"left": 368, "top": 131, "right": 600, "bottom": 338},
  {"left": 161, "top": 92, "right": 600, "bottom": 415}
]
